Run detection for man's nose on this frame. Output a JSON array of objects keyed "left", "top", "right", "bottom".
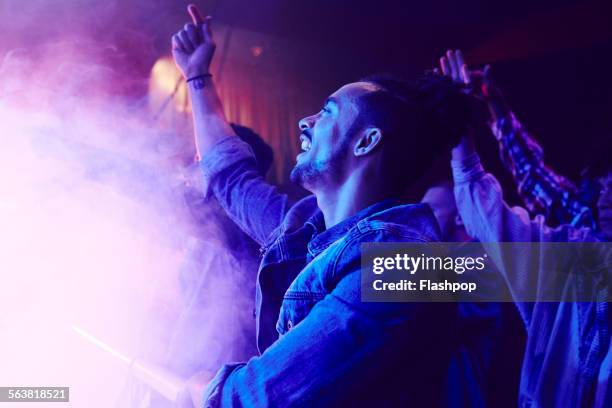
[{"left": 299, "top": 115, "right": 315, "bottom": 131}]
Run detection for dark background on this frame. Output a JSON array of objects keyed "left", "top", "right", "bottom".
[
  {"left": 2, "top": 0, "right": 609, "bottom": 185},
  {"left": 3, "top": 0, "right": 610, "bottom": 177}
]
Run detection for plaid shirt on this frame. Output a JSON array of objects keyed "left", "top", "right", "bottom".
[{"left": 491, "top": 113, "right": 596, "bottom": 229}]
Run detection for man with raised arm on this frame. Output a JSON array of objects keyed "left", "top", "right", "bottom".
[
  {"left": 443, "top": 53, "right": 606, "bottom": 232},
  {"left": 441, "top": 49, "right": 611, "bottom": 407},
  {"left": 172, "top": 5, "right": 472, "bottom": 407}
]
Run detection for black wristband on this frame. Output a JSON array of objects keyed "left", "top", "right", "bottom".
[{"left": 186, "top": 73, "right": 212, "bottom": 83}]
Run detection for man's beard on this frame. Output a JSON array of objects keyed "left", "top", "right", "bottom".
[
  {"left": 289, "top": 158, "right": 326, "bottom": 188},
  {"left": 289, "top": 149, "right": 347, "bottom": 190},
  {"left": 290, "top": 124, "right": 358, "bottom": 189}
]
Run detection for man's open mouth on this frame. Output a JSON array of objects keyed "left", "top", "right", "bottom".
[{"left": 300, "top": 134, "right": 312, "bottom": 152}]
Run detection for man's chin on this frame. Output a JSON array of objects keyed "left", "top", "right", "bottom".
[{"left": 290, "top": 163, "right": 317, "bottom": 190}]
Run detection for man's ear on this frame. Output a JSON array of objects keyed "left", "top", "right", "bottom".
[{"left": 354, "top": 128, "right": 382, "bottom": 157}]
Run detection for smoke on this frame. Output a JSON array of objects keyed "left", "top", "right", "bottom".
[{"left": 0, "top": 5, "right": 257, "bottom": 407}]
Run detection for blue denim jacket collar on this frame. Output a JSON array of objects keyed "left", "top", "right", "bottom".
[{"left": 307, "top": 198, "right": 402, "bottom": 258}]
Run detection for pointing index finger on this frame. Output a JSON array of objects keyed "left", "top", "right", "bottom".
[{"left": 188, "top": 4, "right": 204, "bottom": 25}]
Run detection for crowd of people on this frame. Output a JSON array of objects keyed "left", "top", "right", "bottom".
[{"left": 164, "top": 5, "right": 611, "bottom": 408}]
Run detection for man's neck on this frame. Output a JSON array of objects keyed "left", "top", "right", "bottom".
[{"left": 315, "top": 169, "right": 392, "bottom": 229}]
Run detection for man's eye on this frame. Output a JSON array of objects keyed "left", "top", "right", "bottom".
[{"left": 321, "top": 107, "right": 331, "bottom": 114}]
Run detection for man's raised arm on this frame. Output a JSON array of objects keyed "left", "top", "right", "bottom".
[
  {"left": 440, "top": 50, "right": 576, "bottom": 325},
  {"left": 441, "top": 50, "right": 594, "bottom": 228},
  {"left": 172, "top": 4, "right": 234, "bottom": 156},
  {"left": 172, "top": 5, "right": 289, "bottom": 244}
]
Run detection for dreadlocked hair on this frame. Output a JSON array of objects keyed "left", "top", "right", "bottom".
[{"left": 357, "top": 72, "right": 470, "bottom": 193}]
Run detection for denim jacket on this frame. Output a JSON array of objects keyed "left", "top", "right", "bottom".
[
  {"left": 452, "top": 153, "right": 610, "bottom": 407},
  {"left": 199, "top": 137, "right": 457, "bottom": 407}
]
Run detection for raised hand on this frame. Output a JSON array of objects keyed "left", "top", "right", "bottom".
[
  {"left": 437, "top": 50, "right": 480, "bottom": 159},
  {"left": 440, "top": 49, "right": 471, "bottom": 85},
  {"left": 172, "top": 4, "right": 216, "bottom": 80},
  {"left": 439, "top": 49, "right": 508, "bottom": 120}
]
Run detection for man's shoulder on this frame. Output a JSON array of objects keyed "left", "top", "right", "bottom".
[
  {"left": 320, "top": 203, "right": 443, "bottom": 301},
  {"left": 329, "top": 203, "right": 441, "bottom": 268},
  {"left": 355, "top": 202, "right": 441, "bottom": 243},
  {"left": 275, "top": 198, "right": 440, "bottom": 240}
]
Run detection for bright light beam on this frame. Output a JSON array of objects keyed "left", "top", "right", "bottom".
[
  {"left": 72, "top": 324, "right": 186, "bottom": 402},
  {"left": 72, "top": 325, "right": 131, "bottom": 364}
]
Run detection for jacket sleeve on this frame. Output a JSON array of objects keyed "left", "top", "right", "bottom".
[
  {"left": 201, "top": 230, "right": 455, "bottom": 407},
  {"left": 491, "top": 113, "right": 595, "bottom": 229},
  {"left": 200, "top": 137, "right": 289, "bottom": 245},
  {"left": 451, "top": 153, "right": 575, "bottom": 327}
]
